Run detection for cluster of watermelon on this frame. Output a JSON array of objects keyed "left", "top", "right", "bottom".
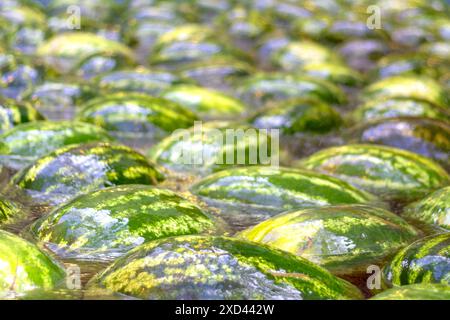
[{"left": 0, "top": 0, "right": 449, "bottom": 300}]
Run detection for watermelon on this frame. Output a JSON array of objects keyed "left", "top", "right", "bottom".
[
  {"left": 149, "top": 122, "right": 274, "bottom": 175},
  {"left": 150, "top": 24, "right": 249, "bottom": 68},
  {"left": 403, "top": 186, "right": 450, "bottom": 230},
  {"left": 0, "top": 5, "right": 46, "bottom": 29},
  {"left": 371, "top": 284, "right": 450, "bottom": 300},
  {"left": 88, "top": 235, "right": 363, "bottom": 300},
  {"left": 238, "top": 74, "right": 347, "bottom": 108},
  {"left": 161, "top": 85, "right": 246, "bottom": 119},
  {"left": 96, "top": 69, "right": 186, "bottom": 95},
  {"left": 216, "top": 8, "right": 272, "bottom": 42},
  {"left": 0, "top": 121, "right": 114, "bottom": 165},
  {"left": 190, "top": 166, "right": 379, "bottom": 229},
  {"left": 250, "top": 98, "right": 342, "bottom": 134},
  {"left": 178, "top": 56, "right": 253, "bottom": 90},
  {"left": 0, "top": 64, "right": 40, "bottom": 100},
  {"left": 383, "top": 233, "right": 450, "bottom": 286},
  {"left": 352, "top": 98, "right": 450, "bottom": 123},
  {"left": 326, "top": 20, "right": 373, "bottom": 42},
  {"left": 345, "top": 117, "right": 450, "bottom": 170},
  {"left": 375, "top": 53, "right": 425, "bottom": 79},
  {"left": 31, "top": 185, "right": 213, "bottom": 260},
  {"left": 299, "top": 144, "right": 450, "bottom": 201},
  {"left": 76, "top": 92, "right": 197, "bottom": 137},
  {"left": 270, "top": 40, "right": 342, "bottom": 71},
  {"left": 0, "top": 196, "right": 19, "bottom": 223},
  {"left": 0, "top": 99, "right": 44, "bottom": 133},
  {"left": 26, "top": 82, "right": 94, "bottom": 120},
  {"left": 12, "top": 142, "right": 164, "bottom": 205},
  {"left": 338, "top": 39, "right": 388, "bottom": 72},
  {"left": 152, "top": 24, "right": 216, "bottom": 52},
  {"left": 0, "top": 230, "right": 65, "bottom": 298},
  {"left": 36, "top": 32, "right": 135, "bottom": 74},
  {"left": 363, "top": 76, "right": 449, "bottom": 109},
  {"left": 240, "top": 204, "right": 419, "bottom": 275},
  {"left": 12, "top": 143, "right": 164, "bottom": 204},
  {"left": 301, "top": 62, "right": 363, "bottom": 86}
]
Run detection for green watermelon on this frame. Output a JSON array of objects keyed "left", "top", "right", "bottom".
[
  {"left": 250, "top": 98, "right": 342, "bottom": 134},
  {"left": 271, "top": 40, "right": 342, "bottom": 71},
  {"left": 0, "top": 99, "right": 44, "bottom": 133},
  {"left": 0, "top": 196, "right": 19, "bottom": 223},
  {"left": 215, "top": 7, "right": 273, "bottom": 41},
  {"left": 152, "top": 24, "right": 216, "bottom": 52},
  {"left": 1, "top": 5, "right": 46, "bottom": 29},
  {"left": 191, "top": 166, "right": 379, "bottom": 229},
  {"left": 150, "top": 24, "right": 249, "bottom": 68},
  {"left": 149, "top": 122, "right": 274, "bottom": 175},
  {"left": 383, "top": 233, "right": 450, "bottom": 286},
  {"left": 345, "top": 117, "right": 450, "bottom": 170},
  {"left": 403, "top": 186, "right": 450, "bottom": 230},
  {"left": 76, "top": 92, "right": 197, "bottom": 137},
  {"left": 88, "top": 235, "right": 363, "bottom": 300},
  {"left": 363, "top": 76, "right": 449, "bottom": 109},
  {"left": 0, "top": 120, "right": 114, "bottom": 160},
  {"left": 12, "top": 142, "right": 164, "bottom": 205},
  {"left": 352, "top": 98, "right": 450, "bottom": 123},
  {"left": 0, "top": 121, "right": 113, "bottom": 158},
  {"left": 240, "top": 204, "right": 419, "bottom": 275},
  {"left": 178, "top": 56, "right": 253, "bottom": 89},
  {"left": 301, "top": 62, "right": 363, "bottom": 86},
  {"left": 239, "top": 74, "right": 347, "bottom": 107},
  {"left": 37, "top": 32, "right": 135, "bottom": 74},
  {"left": 299, "top": 144, "right": 450, "bottom": 201},
  {"left": 96, "top": 69, "right": 186, "bottom": 95},
  {"left": 0, "top": 230, "right": 65, "bottom": 298},
  {"left": 371, "top": 284, "right": 450, "bottom": 300},
  {"left": 374, "top": 53, "right": 424, "bottom": 79},
  {"left": 31, "top": 185, "right": 213, "bottom": 260},
  {"left": 25, "top": 82, "right": 94, "bottom": 120},
  {"left": 161, "top": 85, "right": 246, "bottom": 118}
]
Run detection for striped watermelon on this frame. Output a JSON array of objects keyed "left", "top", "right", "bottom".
[
  {"left": 238, "top": 74, "right": 347, "bottom": 107},
  {"left": 403, "top": 186, "right": 450, "bottom": 230},
  {"left": 371, "top": 284, "right": 450, "bottom": 300},
  {"left": 12, "top": 142, "right": 164, "bottom": 205},
  {"left": 0, "top": 196, "right": 19, "bottom": 224},
  {"left": 240, "top": 204, "right": 419, "bottom": 275},
  {"left": 178, "top": 56, "right": 253, "bottom": 89},
  {"left": 88, "top": 235, "right": 363, "bottom": 300},
  {"left": 352, "top": 98, "right": 450, "bottom": 123},
  {"left": 345, "top": 117, "right": 450, "bottom": 170},
  {"left": 31, "top": 185, "right": 213, "bottom": 260},
  {"left": 270, "top": 40, "right": 342, "bottom": 71},
  {"left": 149, "top": 122, "right": 274, "bottom": 175},
  {"left": 250, "top": 97, "right": 342, "bottom": 134},
  {"left": 190, "top": 166, "right": 379, "bottom": 229},
  {"left": 25, "top": 82, "right": 95, "bottom": 120},
  {"left": 0, "top": 120, "right": 114, "bottom": 161},
  {"left": 0, "top": 230, "right": 65, "bottom": 298},
  {"left": 97, "top": 69, "right": 186, "bottom": 96},
  {"left": 37, "top": 32, "right": 135, "bottom": 74},
  {"left": 383, "top": 233, "right": 450, "bottom": 286},
  {"left": 77, "top": 92, "right": 197, "bottom": 137},
  {"left": 161, "top": 85, "right": 246, "bottom": 119},
  {"left": 0, "top": 99, "right": 44, "bottom": 133},
  {"left": 149, "top": 25, "right": 251, "bottom": 68},
  {"left": 362, "top": 76, "right": 449, "bottom": 108},
  {"left": 299, "top": 144, "right": 450, "bottom": 201}
]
